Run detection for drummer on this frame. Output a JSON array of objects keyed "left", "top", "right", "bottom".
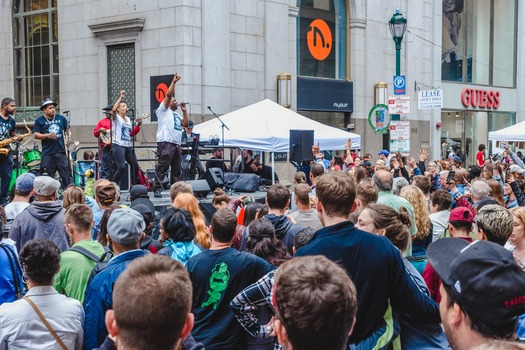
[
  {"left": 33, "top": 98, "right": 72, "bottom": 189},
  {"left": 0, "top": 97, "right": 19, "bottom": 206}
]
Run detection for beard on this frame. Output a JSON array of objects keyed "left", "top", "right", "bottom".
[{"left": 441, "top": 319, "right": 458, "bottom": 350}]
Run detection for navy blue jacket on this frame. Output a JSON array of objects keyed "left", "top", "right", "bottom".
[
  {"left": 295, "top": 220, "right": 440, "bottom": 343},
  {"left": 83, "top": 249, "right": 148, "bottom": 350}
]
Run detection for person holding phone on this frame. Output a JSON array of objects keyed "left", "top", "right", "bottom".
[{"left": 438, "top": 170, "right": 471, "bottom": 210}]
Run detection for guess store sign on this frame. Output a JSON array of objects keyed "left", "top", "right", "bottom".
[{"left": 461, "top": 88, "right": 500, "bottom": 109}]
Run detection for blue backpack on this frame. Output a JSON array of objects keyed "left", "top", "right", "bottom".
[{"left": 0, "top": 242, "right": 25, "bottom": 304}]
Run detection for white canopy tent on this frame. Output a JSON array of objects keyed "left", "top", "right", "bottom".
[
  {"left": 488, "top": 120, "right": 525, "bottom": 142},
  {"left": 194, "top": 99, "right": 361, "bottom": 152}
]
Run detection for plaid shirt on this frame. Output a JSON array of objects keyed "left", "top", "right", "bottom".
[{"left": 230, "top": 270, "right": 281, "bottom": 350}]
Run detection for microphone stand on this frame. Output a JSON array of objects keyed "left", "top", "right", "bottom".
[
  {"left": 129, "top": 108, "right": 137, "bottom": 187},
  {"left": 207, "top": 106, "right": 229, "bottom": 172},
  {"left": 64, "top": 110, "right": 73, "bottom": 183}
]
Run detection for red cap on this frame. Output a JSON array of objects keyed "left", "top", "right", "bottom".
[{"left": 449, "top": 207, "right": 474, "bottom": 223}]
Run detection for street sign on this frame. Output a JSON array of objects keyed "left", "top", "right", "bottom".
[
  {"left": 389, "top": 121, "right": 410, "bottom": 155},
  {"left": 418, "top": 89, "right": 443, "bottom": 109},
  {"left": 393, "top": 75, "right": 406, "bottom": 95},
  {"left": 388, "top": 96, "right": 411, "bottom": 114},
  {"left": 367, "top": 104, "right": 390, "bottom": 134}
]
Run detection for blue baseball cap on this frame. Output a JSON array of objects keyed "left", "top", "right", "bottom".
[
  {"left": 378, "top": 150, "right": 389, "bottom": 156},
  {"left": 15, "top": 172, "right": 36, "bottom": 192}
]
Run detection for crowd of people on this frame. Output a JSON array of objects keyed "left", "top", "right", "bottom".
[{"left": 0, "top": 86, "right": 525, "bottom": 349}]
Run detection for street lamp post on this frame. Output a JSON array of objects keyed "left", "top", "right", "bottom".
[{"left": 383, "top": 8, "right": 407, "bottom": 150}]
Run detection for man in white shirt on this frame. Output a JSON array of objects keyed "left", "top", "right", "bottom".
[
  {"left": 5, "top": 172, "right": 35, "bottom": 227},
  {"left": 429, "top": 189, "right": 452, "bottom": 241},
  {"left": 153, "top": 73, "right": 189, "bottom": 198}
]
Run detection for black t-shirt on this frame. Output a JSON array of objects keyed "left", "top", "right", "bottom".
[
  {"left": 187, "top": 248, "right": 274, "bottom": 350},
  {"left": 34, "top": 114, "right": 68, "bottom": 156},
  {"left": 256, "top": 165, "right": 278, "bottom": 182},
  {"left": 0, "top": 116, "right": 15, "bottom": 141}
]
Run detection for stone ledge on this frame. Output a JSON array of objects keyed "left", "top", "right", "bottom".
[{"left": 88, "top": 18, "right": 146, "bottom": 38}]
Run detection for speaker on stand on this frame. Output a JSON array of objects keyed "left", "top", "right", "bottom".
[{"left": 289, "top": 130, "right": 314, "bottom": 163}]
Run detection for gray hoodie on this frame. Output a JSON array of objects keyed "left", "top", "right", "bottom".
[{"left": 9, "top": 201, "right": 69, "bottom": 252}]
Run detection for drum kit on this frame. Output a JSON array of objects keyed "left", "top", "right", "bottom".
[{"left": 9, "top": 145, "right": 42, "bottom": 192}]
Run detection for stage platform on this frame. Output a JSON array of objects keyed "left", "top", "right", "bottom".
[{"left": 120, "top": 188, "right": 268, "bottom": 224}]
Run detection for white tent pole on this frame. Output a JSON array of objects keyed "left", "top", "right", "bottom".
[{"left": 271, "top": 152, "right": 275, "bottom": 184}]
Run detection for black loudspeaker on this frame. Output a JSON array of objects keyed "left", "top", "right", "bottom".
[
  {"left": 224, "top": 173, "right": 259, "bottom": 192},
  {"left": 289, "top": 130, "right": 314, "bottom": 162},
  {"left": 186, "top": 180, "right": 211, "bottom": 198},
  {"left": 204, "top": 167, "right": 224, "bottom": 190}
]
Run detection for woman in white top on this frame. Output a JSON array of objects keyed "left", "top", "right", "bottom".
[
  {"left": 509, "top": 207, "right": 525, "bottom": 266},
  {"left": 0, "top": 239, "right": 84, "bottom": 349},
  {"left": 111, "top": 90, "right": 142, "bottom": 186}
]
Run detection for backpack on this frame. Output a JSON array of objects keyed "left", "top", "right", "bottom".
[
  {"left": 138, "top": 168, "right": 153, "bottom": 191},
  {"left": 0, "top": 242, "right": 25, "bottom": 303},
  {"left": 69, "top": 245, "right": 113, "bottom": 287}
]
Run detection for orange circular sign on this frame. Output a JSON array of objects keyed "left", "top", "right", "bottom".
[
  {"left": 307, "top": 19, "right": 332, "bottom": 61},
  {"left": 155, "top": 83, "right": 168, "bottom": 103}
]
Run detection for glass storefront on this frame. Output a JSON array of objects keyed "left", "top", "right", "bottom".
[
  {"left": 440, "top": 110, "right": 514, "bottom": 166},
  {"left": 441, "top": 0, "right": 517, "bottom": 87},
  {"left": 297, "top": 0, "right": 347, "bottom": 80}
]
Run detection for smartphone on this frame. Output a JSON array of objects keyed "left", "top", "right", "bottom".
[
  {"left": 491, "top": 153, "right": 501, "bottom": 162},
  {"left": 505, "top": 167, "right": 511, "bottom": 182},
  {"left": 447, "top": 171, "right": 456, "bottom": 184},
  {"left": 243, "top": 195, "right": 255, "bottom": 205}
]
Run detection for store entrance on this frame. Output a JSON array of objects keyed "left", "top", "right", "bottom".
[{"left": 440, "top": 111, "right": 488, "bottom": 167}]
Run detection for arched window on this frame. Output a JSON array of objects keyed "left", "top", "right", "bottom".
[
  {"left": 297, "top": 0, "right": 347, "bottom": 79},
  {"left": 13, "top": 0, "right": 59, "bottom": 120}
]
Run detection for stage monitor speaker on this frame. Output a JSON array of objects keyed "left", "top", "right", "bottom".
[
  {"left": 204, "top": 167, "right": 224, "bottom": 190},
  {"left": 186, "top": 179, "right": 211, "bottom": 198},
  {"left": 289, "top": 130, "right": 314, "bottom": 163},
  {"left": 224, "top": 173, "right": 259, "bottom": 192}
]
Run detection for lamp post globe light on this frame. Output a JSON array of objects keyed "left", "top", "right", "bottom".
[{"left": 384, "top": 8, "right": 407, "bottom": 150}]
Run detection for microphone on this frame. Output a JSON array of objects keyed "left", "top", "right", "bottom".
[
  {"left": 180, "top": 102, "right": 191, "bottom": 105},
  {"left": 207, "top": 106, "right": 211, "bottom": 110}
]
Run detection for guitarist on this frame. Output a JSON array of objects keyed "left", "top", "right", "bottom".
[
  {"left": 0, "top": 98, "right": 19, "bottom": 206},
  {"left": 93, "top": 105, "right": 116, "bottom": 180},
  {"left": 34, "top": 98, "right": 72, "bottom": 189},
  {"left": 110, "top": 90, "right": 142, "bottom": 187}
]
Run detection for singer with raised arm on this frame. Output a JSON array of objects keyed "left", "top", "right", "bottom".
[
  {"left": 153, "top": 73, "right": 189, "bottom": 198},
  {"left": 33, "top": 98, "right": 72, "bottom": 189},
  {"left": 93, "top": 104, "right": 116, "bottom": 180},
  {"left": 110, "top": 90, "right": 142, "bottom": 187}
]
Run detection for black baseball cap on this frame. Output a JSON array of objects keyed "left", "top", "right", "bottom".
[
  {"left": 428, "top": 238, "right": 525, "bottom": 326},
  {"left": 102, "top": 104, "right": 113, "bottom": 112},
  {"left": 130, "top": 184, "right": 148, "bottom": 200}
]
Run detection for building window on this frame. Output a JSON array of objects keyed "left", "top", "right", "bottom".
[
  {"left": 13, "top": 0, "right": 59, "bottom": 121},
  {"left": 107, "top": 44, "right": 136, "bottom": 110},
  {"left": 441, "top": 0, "right": 517, "bottom": 87},
  {"left": 297, "top": 0, "right": 347, "bottom": 79}
]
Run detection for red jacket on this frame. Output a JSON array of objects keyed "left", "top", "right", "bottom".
[{"left": 423, "top": 236, "right": 473, "bottom": 302}]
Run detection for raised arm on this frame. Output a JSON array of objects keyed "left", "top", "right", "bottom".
[
  {"left": 111, "top": 90, "right": 125, "bottom": 118},
  {"left": 163, "top": 73, "right": 181, "bottom": 109}
]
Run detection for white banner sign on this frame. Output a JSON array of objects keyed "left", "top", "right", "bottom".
[
  {"left": 418, "top": 89, "right": 443, "bottom": 109},
  {"left": 388, "top": 96, "right": 411, "bottom": 114},
  {"left": 389, "top": 121, "right": 410, "bottom": 155}
]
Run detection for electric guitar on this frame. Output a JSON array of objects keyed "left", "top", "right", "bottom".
[{"left": 99, "top": 113, "right": 150, "bottom": 145}]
